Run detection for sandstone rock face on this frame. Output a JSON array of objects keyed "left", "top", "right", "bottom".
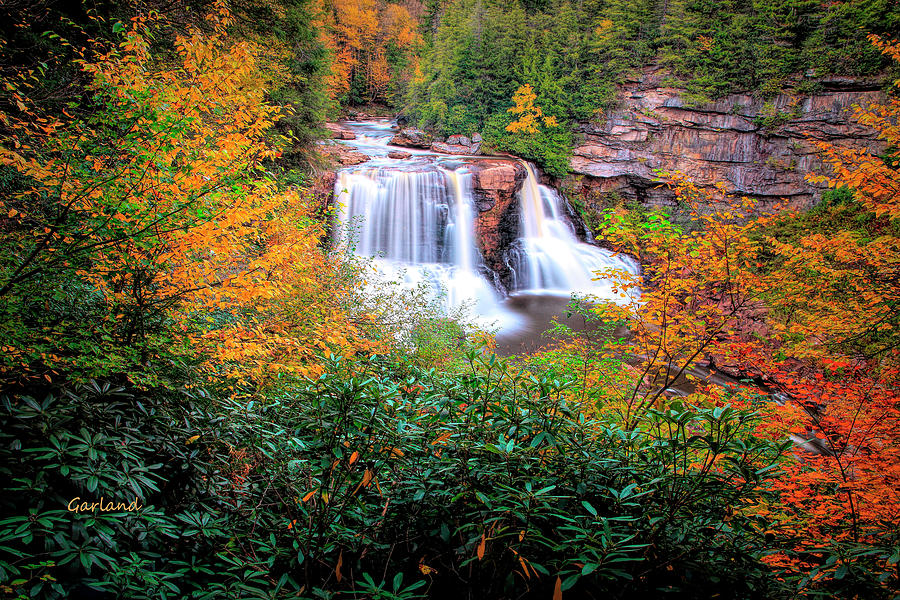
[
  {"left": 570, "top": 69, "right": 886, "bottom": 208},
  {"left": 431, "top": 142, "right": 476, "bottom": 154},
  {"left": 468, "top": 160, "right": 527, "bottom": 284},
  {"left": 390, "top": 128, "right": 432, "bottom": 148}
]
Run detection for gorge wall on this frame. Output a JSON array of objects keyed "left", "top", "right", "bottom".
[{"left": 566, "top": 68, "right": 887, "bottom": 208}]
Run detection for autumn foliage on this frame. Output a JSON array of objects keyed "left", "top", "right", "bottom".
[
  {"left": 0, "top": 5, "right": 374, "bottom": 388},
  {"left": 1, "top": 2, "right": 900, "bottom": 598},
  {"left": 586, "top": 35, "right": 900, "bottom": 596},
  {"left": 321, "top": 0, "right": 422, "bottom": 105}
]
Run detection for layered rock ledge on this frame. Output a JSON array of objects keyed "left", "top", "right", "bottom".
[{"left": 569, "top": 69, "right": 887, "bottom": 207}]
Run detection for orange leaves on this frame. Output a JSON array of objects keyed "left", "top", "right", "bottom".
[
  {"left": 322, "top": 0, "right": 420, "bottom": 103},
  {"left": 0, "top": 4, "right": 379, "bottom": 385}
]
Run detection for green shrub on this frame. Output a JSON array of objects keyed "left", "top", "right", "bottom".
[{"left": 1, "top": 350, "right": 791, "bottom": 599}]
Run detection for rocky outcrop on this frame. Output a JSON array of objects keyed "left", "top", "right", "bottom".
[
  {"left": 324, "top": 122, "right": 357, "bottom": 140},
  {"left": 321, "top": 142, "right": 369, "bottom": 166},
  {"left": 390, "top": 128, "right": 432, "bottom": 148},
  {"left": 468, "top": 160, "right": 527, "bottom": 282},
  {"left": 431, "top": 133, "right": 483, "bottom": 156},
  {"left": 570, "top": 68, "right": 886, "bottom": 207}
]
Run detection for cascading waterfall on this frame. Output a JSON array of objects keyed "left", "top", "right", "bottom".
[
  {"left": 333, "top": 166, "right": 505, "bottom": 322},
  {"left": 508, "top": 163, "right": 640, "bottom": 299}
]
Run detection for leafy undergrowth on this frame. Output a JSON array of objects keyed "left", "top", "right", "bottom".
[
  {"left": 1, "top": 6, "right": 899, "bottom": 600},
  {"left": 1, "top": 351, "right": 792, "bottom": 599}
]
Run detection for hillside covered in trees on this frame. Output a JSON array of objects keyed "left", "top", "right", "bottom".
[{"left": 0, "top": 1, "right": 899, "bottom": 599}]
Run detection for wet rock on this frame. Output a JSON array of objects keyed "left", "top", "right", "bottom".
[
  {"left": 390, "top": 128, "right": 432, "bottom": 148},
  {"left": 469, "top": 161, "right": 528, "bottom": 283},
  {"left": 432, "top": 133, "right": 482, "bottom": 155},
  {"left": 431, "top": 142, "right": 479, "bottom": 155},
  {"left": 387, "top": 150, "right": 412, "bottom": 159},
  {"left": 472, "top": 162, "right": 525, "bottom": 195},
  {"left": 337, "top": 150, "right": 369, "bottom": 166}
]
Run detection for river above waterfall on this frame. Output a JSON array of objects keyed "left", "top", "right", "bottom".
[{"left": 328, "top": 119, "right": 640, "bottom": 355}]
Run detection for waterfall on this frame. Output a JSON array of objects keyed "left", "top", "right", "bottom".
[
  {"left": 510, "top": 163, "right": 640, "bottom": 300},
  {"left": 333, "top": 165, "right": 507, "bottom": 323}
]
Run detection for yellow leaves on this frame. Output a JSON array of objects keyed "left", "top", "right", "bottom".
[
  {"left": 185, "top": 435, "right": 200, "bottom": 445},
  {"left": 505, "top": 84, "right": 560, "bottom": 135},
  {"left": 418, "top": 558, "right": 437, "bottom": 576},
  {"left": 595, "top": 19, "right": 614, "bottom": 35}
]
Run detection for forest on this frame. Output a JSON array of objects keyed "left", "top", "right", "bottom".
[{"left": 0, "top": 0, "right": 898, "bottom": 599}]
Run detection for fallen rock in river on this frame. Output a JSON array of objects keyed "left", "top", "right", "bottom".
[
  {"left": 390, "top": 128, "right": 432, "bottom": 148},
  {"left": 387, "top": 150, "right": 412, "bottom": 159},
  {"left": 431, "top": 142, "right": 475, "bottom": 154}
]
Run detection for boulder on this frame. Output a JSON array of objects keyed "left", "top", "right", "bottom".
[
  {"left": 431, "top": 142, "right": 476, "bottom": 155},
  {"left": 387, "top": 150, "right": 412, "bottom": 159},
  {"left": 322, "top": 143, "right": 369, "bottom": 166},
  {"left": 447, "top": 134, "right": 471, "bottom": 146},
  {"left": 390, "top": 128, "right": 432, "bottom": 148},
  {"left": 324, "top": 122, "right": 356, "bottom": 140}
]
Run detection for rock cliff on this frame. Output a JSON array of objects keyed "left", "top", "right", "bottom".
[
  {"left": 468, "top": 160, "right": 527, "bottom": 285},
  {"left": 568, "top": 69, "right": 887, "bottom": 207}
]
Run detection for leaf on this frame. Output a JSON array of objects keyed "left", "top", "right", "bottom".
[
  {"left": 335, "top": 550, "right": 343, "bottom": 582},
  {"left": 553, "top": 576, "right": 562, "bottom": 600},
  {"left": 476, "top": 533, "right": 486, "bottom": 560}
]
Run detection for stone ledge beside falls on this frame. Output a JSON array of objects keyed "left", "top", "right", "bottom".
[{"left": 569, "top": 69, "right": 887, "bottom": 207}]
